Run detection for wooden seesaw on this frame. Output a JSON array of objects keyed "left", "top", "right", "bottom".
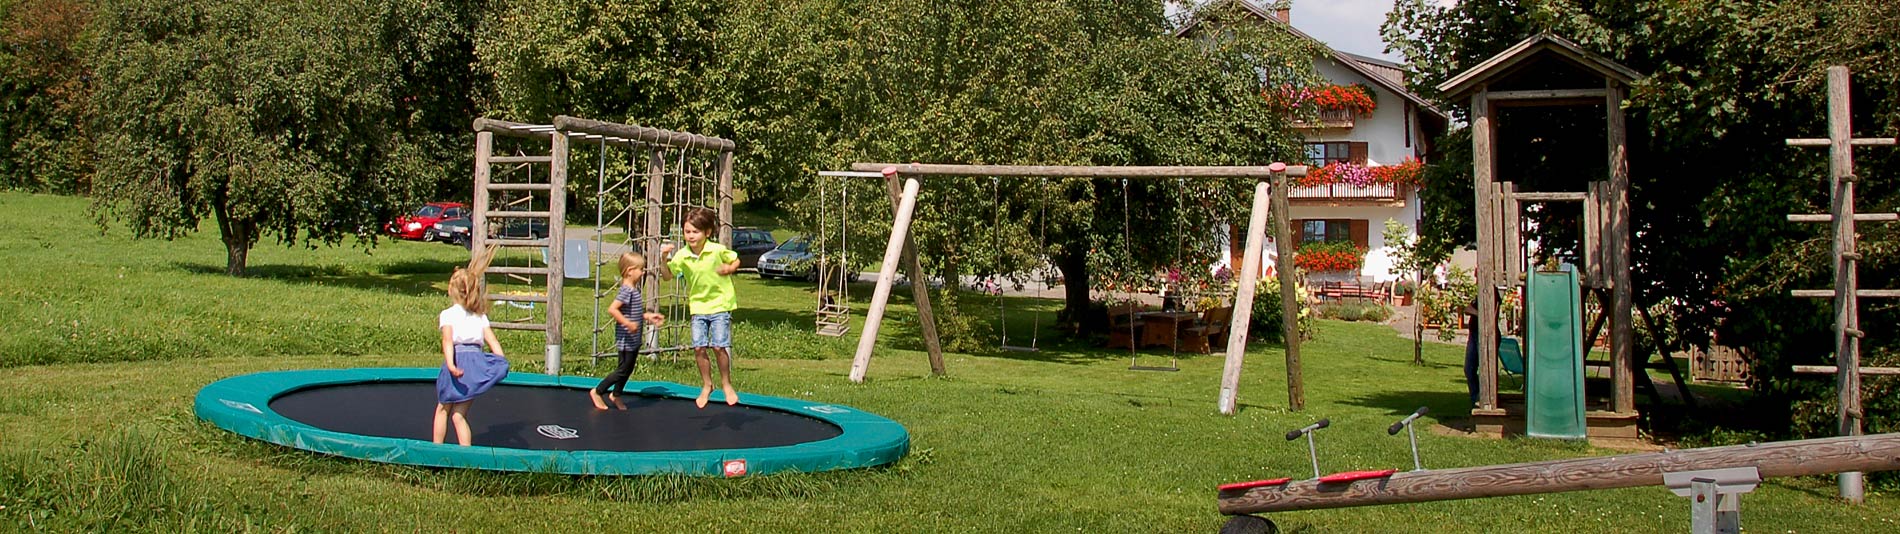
[{"left": 1216, "top": 409, "right": 1900, "bottom": 533}]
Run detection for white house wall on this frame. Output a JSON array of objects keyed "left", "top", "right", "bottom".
[{"left": 1305, "top": 59, "right": 1423, "bottom": 164}]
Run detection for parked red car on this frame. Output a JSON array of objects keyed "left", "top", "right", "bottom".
[{"left": 386, "top": 202, "right": 468, "bottom": 240}]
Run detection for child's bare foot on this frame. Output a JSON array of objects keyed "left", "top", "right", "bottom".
[
  {"left": 588, "top": 390, "right": 610, "bottom": 411},
  {"left": 607, "top": 393, "right": 628, "bottom": 410},
  {"left": 723, "top": 385, "right": 740, "bottom": 406},
  {"left": 696, "top": 386, "right": 713, "bottom": 408}
]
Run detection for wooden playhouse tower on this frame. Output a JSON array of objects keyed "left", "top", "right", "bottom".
[{"left": 1436, "top": 34, "right": 1646, "bottom": 442}]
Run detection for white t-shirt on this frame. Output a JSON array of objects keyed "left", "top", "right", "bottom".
[{"left": 438, "top": 305, "right": 490, "bottom": 345}]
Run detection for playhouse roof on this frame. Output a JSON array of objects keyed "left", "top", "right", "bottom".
[{"left": 1436, "top": 32, "right": 1645, "bottom": 100}]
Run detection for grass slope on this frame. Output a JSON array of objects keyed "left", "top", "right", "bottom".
[{"left": 1, "top": 192, "right": 1893, "bottom": 532}]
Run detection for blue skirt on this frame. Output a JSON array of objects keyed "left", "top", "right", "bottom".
[{"left": 437, "top": 343, "right": 509, "bottom": 404}]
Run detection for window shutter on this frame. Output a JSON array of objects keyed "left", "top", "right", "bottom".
[
  {"left": 1290, "top": 219, "right": 1305, "bottom": 244},
  {"left": 1350, "top": 219, "right": 1369, "bottom": 249},
  {"left": 1349, "top": 142, "right": 1369, "bottom": 165}
]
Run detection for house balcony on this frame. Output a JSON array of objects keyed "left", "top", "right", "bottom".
[
  {"left": 1287, "top": 183, "right": 1410, "bottom": 207},
  {"left": 1290, "top": 109, "right": 1356, "bottom": 130}
]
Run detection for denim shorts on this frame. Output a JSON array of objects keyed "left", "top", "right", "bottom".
[{"left": 691, "top": 311, "right": 733, "bottom": 348}]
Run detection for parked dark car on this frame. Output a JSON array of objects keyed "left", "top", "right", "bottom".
[
  {"left": 427, "top": 217, "right": 472, "bottom": 245},
  {"left": 729, "top": 227, "right": 777, "bottom": 269},
  {"left": 426, "top": 217, "right": 546, "bottom": 248}
]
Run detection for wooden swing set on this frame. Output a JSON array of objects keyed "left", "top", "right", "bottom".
[{"left": 832, "top": 162, "right": 1313, "bottom": 415}]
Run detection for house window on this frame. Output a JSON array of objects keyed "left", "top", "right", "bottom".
[
  {"left": 1301, "top": 220, "right": 1352, "bottom": 244},
  {"left": 1305, "top": 142, "right": 1351, "bottom": 167}
]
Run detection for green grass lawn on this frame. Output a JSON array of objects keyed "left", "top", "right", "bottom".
[{"left": 1, "top": 191, "right": 1895, "bottom": 532}]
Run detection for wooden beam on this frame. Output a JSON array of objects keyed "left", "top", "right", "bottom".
[
  {"left": 1487, "top": 88, "right": 1609, "bottom": 100},
  {"left": 1794, "top": 365, "right": 1900, "bottom": 376},
  {"left": 1220, "top": 180, "right": 1272, "bottom": 415},
  {"left": 1217, "top": 432, "right": 1900, "bottom": 515},
  {"left": 1791, "top": 289, "right": 1900, "bottom": 298},
  {"left": 1272, "top": 170, "right": 1304, "bottom": 411},
  {"left": 1789, "top": 213, "right": 1899, "bottom": 222},
  {"left": 850, "top": 163, "right": 1309, "bottom": 179},
  {"left": 552, "top": 115, "right": 736, "bottom": 152},
  {"left": 546, "top": 133, "right": 568, "bottom": 375},
  {"left": 1509, "top": 191, "right": 1589, "bottom": 202},
  {"left": 472, "top": 117, "right": 554, "bottom": 139},
  {"left": 1472, "top": 88, "right": 1500, "bottom": 411},
  {"left": 850, "top": 178, "right": 922, "bottom": 382},
  {"left": 1607, "top": 81, "right": 1636, "bottom": 415},
  {"left": 1824, "top": 66, "right": 1867, "bottom": 502},
  {"left": 1786, "top": 138, "right": 1897, "bottom": 147},
  {"left": 885, "top": 176, "right": 945, "bottom": 376}
]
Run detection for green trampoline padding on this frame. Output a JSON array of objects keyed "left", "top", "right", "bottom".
[{"left": 194, "top": 368, "right": 909, "bottom": 476}]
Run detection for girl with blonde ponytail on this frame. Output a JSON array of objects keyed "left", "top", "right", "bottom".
[{"left": 432, "top": 246, "right": 510, "bottom": 446}]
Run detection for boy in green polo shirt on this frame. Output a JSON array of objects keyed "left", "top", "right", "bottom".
[{"left": 659, "top": 208, "right": 743, "bottom": 408}]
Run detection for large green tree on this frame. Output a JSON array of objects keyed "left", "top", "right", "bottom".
[
  {"left": 86, "top": 0, "right": 483, "bottom": 275},
  {"left": 713, "top": 0, "right": 1313, "bottom": 342},
  {"left": 0, "top": 0, "right": 93, "bottom": 194},
  {"left": 1383, "top": 0, "right": 1900, "bottom": 436}
]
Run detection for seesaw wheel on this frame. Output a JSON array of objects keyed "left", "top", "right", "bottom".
[{"left": 1220, "top": 515, "right": 1277, "bottom": 534}]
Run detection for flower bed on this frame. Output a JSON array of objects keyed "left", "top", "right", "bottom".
[
  {"left": 1293, "top": 241, "right": 1364, "bottom": 273},
  {"left": 1296, "top": 159, "right": 1424, "bottom": 188},
  {"left": 1266, "top": 83, "right": 1378, "bottom": 116}
]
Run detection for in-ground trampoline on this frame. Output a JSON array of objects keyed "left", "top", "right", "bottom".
[{"left": 195, "top": 368, "right": 908, "bottom": 476}]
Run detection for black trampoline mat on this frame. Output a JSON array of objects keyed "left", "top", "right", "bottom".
[{"left": 269, "top": 382, "right": 843, "bottom": 451}]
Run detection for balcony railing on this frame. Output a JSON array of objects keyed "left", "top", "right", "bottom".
[
  {"left": 1288, "top": 183, "right": 1407, "bottom": 203},
  {"left": 1289, "top": 109, "right": 1356, "bottom": 129}
]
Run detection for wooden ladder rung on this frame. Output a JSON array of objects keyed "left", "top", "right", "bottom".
[
  {"left": 1790, "top": 289, "right": 1900, "bottom": 298},
  {"left": 488, "top": 238, "right": 549, "bottom": 248},
  {"left": 488, "top": 267, "right": 549, "bottom": 276},
  {"left": 487, "top": 211, "right": 552, "bottom": 219},
  {"left": 488, "top": 155, "right": 553, "bottom": 164},
  {"left": 1793, "top": 365, "right": 1900, "bottom": 375},
  {"left": 1786, "top": 213, "right": 1899, "bottom": 222},
  {"left": 487, "top": 183, "right": 553, "bottom": 191},
  {"left": 491, "top": 294, "right": 549, "bottom": 303},
  {"left": 491, "top": 322, "right": 549, "bottom": 331}
]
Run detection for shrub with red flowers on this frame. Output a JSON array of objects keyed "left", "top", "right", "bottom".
[
  {"left": 1293, "top": 241, "right": 1365, "bottom": 273},
  {"left": 1295, "top": 159, "right": 1426, "bottom": 188}
]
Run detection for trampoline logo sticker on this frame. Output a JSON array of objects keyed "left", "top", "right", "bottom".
[
  {"left": 805, "top": 405, "right": 850, "bottom": 414},
  {"left": 723, "top": 459, "right": 748, "bottom": 477},
  {"left": 536, "top": 425, "right": 580, "bottom": 440},
  {"left": 219, "top": 399, "right": 262, "bottom": 414}
]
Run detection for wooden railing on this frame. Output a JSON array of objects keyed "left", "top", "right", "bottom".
[
  {"left": 1290, "top": 109, "right": 1356, "bottom": 129},
  {"left": 1287, "top": 183, "right": 1405, "bottom": 201}
]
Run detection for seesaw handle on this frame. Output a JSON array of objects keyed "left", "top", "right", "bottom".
[
  {"left": 1387, "top": 407, "right": 1430, "bottom": 435},
  {"left": 1286, "top": 418, "right": 1331, "bottom": 441}
]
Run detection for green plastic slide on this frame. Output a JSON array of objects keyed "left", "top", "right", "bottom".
[{"left": 1524, "top": 269, "right": 1586, "bottom": 439}]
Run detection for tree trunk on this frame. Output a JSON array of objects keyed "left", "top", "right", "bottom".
[
  {"left": 212, "top": 198, "right": 256, "bottom": 276},
  {"left": 1057, "top": 241, "right": 1092, "bottom": 334}
]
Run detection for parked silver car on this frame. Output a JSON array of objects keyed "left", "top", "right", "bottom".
[{"left": 757, "top": 237, "right": 859, "bottom": 282}]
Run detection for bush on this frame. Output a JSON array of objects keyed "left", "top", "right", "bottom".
[
  {"left": 1316, "top": 301, "right": 1393, "bottom": 323},
  {"left": 1250, "top": 275, "right": 1315, "bottom": 342}
]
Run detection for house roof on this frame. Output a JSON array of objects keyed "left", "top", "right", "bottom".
[
  {"left": 1436, "top": 32, "right": 1645, "bottom": 100},
  {"left": 1173, "top": 0, "right": 1447, "bottom": 121}
]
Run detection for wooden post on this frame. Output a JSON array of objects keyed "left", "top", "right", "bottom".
[
  {"left": 1824, "top": 66, "right": 1866, "bottom": 502},
  {"left": 473, "top": 132, "right": 492, "bottom": 255},
  {"left": 645, "top": 148, "right": 665, "bottom": 330},
  {"left": 1270, "top": 167, "right": 1304, "bottom": 411},
  {"left": 546, "top": 132, "right": 568, "bottom": 375},
  {"left": 1472, "top": 88, "right": 1500, "bottom": 411},
  {"left": 851, "top": 178, "right": 922, "bottom": 382},
  {"left": 884, "top": 175, "right": 945, "bottom": 376},
  {"left": 1584, "top": 181, "right": 1602, "bottom": 287},
  {"left": 1220, "top": 178, "right": 1273, "bottom": 414},
  {"left": 718, "top": 150, "right": 735, "bottom": 246},
  {"left": 1606, "top": 81, "right": 1635, "bottom": 415},
  {"left": 1218, "top": 432, "right": 1900, "bottom": 515}
]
